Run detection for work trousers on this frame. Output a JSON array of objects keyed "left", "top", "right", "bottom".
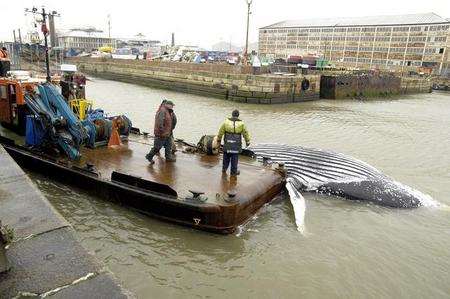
[
  {"left": 148, "top": 137, "right": 172, "bottom": 160},
  {"left": 223, "top": 152, "right": 239, "bottom": 175},
  {"left": 160, "top": 135, "right": 176, "bottom": 154}
]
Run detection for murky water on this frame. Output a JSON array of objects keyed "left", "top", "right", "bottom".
[{"left": 31, "top": 78, "right": 450, "bottom": 298}]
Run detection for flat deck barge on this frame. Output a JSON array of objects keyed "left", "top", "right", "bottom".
[{"left": 0, "top": 127, "right": 285, "bottom": 234}]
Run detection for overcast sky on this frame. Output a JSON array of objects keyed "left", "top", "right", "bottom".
[{"left": 2, "top": 0, "right": 449, "bottom": 48}]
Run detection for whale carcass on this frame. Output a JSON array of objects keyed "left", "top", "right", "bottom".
[{"left": 248, "top": 144, "right": 429, "bottom": 208}]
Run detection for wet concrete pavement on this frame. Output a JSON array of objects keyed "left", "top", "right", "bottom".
[{"left": 0, "top": 145, "right": 131, "bottom": 298}]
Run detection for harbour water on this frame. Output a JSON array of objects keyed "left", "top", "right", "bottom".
[{"left": 31, "top": 78, "right": 450, "bottom": 298}]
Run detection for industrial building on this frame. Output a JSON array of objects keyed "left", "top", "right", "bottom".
[
  {"left": 115, "top": 34, "right": 161, "bottom": 56},
  {"left": 57, "top": 27, "right": 115, "bottom": 51},
  {"left": 259, "top": 13, "right": 450, "bottom": 75}
]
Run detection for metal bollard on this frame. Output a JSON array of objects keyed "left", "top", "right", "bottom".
[
  {"left": 225, "top": 189, "right": 238, "bottom": 203},
  {"left": 187, "top": 190, "right": 207, "bottom": 202}
]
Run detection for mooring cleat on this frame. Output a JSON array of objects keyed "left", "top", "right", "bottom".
[
  {"left": 187, "top": 190, "right": 207, "bottom": 202},
  {"left": 225, "top": 189, "right": 238, "bottom": 203}
]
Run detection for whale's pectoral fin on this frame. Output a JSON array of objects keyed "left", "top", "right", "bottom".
[{"left": 286, "top": 178, "right": 307, "bottom": 234}]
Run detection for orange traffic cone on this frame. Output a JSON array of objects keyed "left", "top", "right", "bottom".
[{"left": 108, "top": 119, "right": 122, "bottom": 147}]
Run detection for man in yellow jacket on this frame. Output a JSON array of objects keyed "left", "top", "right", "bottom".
[{"left": 217, "top": 110, "right": 250, "bottom": 176}]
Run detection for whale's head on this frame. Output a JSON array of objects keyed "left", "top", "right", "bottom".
[{"left": 317, "top": 179, "right": 422, "bottom": 208}]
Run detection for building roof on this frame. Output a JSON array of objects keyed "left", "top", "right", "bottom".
[
  {"left": 58, "top": 28, "right": 110, "bottom": 39},
  {"left": 262, "top": 12, "right": 450, "bottom": 29},
  {"left": 116, "top": 37, "right": 160, "bottom": 44}
]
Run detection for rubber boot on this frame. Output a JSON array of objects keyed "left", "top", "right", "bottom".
[{"left": 145, "top": 153, "right": 155, "bottom": 164}]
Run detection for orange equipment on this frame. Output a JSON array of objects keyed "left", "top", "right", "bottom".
[
  {"left": 0, "top": 78, "right": 37, "bottom": 134},
  {"left": 108, "top": 117, "right": 122, "bottom": 147}
]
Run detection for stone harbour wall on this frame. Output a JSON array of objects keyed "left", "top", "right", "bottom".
[
  {"left": 431, "top": 77, "right": 450, "bottom": 90},
  {"left": 69, "top": 57, "right": 320, "bottom": 104},
  {"left": 320, "top": 74, "right": 431, "bottom": 99},
  {"left": 400, "top": 76, "right": 432, "bottom": 94}
]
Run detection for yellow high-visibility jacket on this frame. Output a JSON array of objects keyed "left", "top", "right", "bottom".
[{"left": 217, "top": 117, "right": 250, "bottom": 145}]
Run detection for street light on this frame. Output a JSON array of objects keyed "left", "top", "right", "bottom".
[
  {"left": 243, "top": 0, "right": 253, "bottom": 65},
  {"left": 25, "top": 6, "right": 59, "bottom": 82}
]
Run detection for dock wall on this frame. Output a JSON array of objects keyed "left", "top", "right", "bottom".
[
  {"left": 0, "top": 145, "right": 131, "bottom": 298},
  {"left": 69, "top": 58, "right": 432, "bottom": 102},
  {"left": 69, "top": 57, "right": 320, "bottom": 104},
  {"left": 432, "top": 77, "right": 450, "bottom": 90},
  {"left": 320, "top": 74, "right": 432, "bottom": 99},
  {"left": 400, "top": 76, "right": 433, "bottom": 94}
]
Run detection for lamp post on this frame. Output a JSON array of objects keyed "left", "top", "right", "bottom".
[
  {"left": 243, "top": 0, "right": 253, "bottom": 65},
  {"left": 108, "top": 14, "right": 112, "bottom": 47},
  {"left": 25, "top": 7, "right": 59, "bottom": 82}
]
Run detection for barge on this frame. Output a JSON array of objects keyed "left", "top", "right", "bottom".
[{"left": 0, "top": 76, "right": 285, "bottom": 234}]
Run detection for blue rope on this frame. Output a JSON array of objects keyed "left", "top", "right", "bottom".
[{"left": 39, "top": 83, "right": 88, "bottom": 147}]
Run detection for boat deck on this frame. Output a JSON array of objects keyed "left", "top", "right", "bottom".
[
  {"left": 77, "top": 135, "right": 281, "bottom": 202},
  {"left": 0, "top": 127, "right": 285, "bottom": 233}
]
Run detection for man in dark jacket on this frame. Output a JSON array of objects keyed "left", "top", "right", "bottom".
[
  {"left": 146, "top": 100, "right": 176, "bottom": 164},
  {"left": 0, "top": 47, "right": 11, "bottom": 77}
]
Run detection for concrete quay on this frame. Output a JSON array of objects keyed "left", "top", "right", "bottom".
[{"left": 0, "top": 145, "right": 132, "bottom": 298}]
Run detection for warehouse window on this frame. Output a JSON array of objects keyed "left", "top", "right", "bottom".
[
  {"left": 393, "top": 27, "right": 409, "bottom": 32},
  {"left": 423, "top": 61, "right": 438, "bottom": 67},
  {"left": 377, "top": 27, "right": 391, "bottom": 32}
]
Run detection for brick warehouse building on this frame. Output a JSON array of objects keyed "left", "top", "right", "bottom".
[{"left": 259, "top": 13, "right": 450, "bottom": 75}]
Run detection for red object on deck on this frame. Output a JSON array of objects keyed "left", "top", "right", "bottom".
[{"left": 108, "top": 119, "right": 122, "bottom": 147}]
